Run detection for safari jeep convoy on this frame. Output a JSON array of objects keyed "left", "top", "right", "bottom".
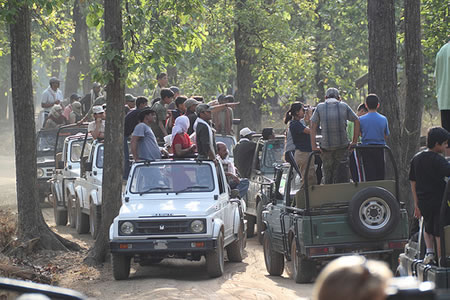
[
  {"left": 262, "top": 145, "right": 409, "bottom": 283},
  {"left": 109, "top": 158, "right": 247, "bottom": 280}
]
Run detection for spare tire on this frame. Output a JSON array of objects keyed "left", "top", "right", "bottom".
[{"left": 348, "top": 187, "right": 400, "bottom": 239}]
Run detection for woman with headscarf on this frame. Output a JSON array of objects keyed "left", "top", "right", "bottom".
[
  {"left": 68, "top": 101, "right": 83, "bottom": 124},
  {"left": 171, "top": 115, "right": 196, "bottom": 157},
  {"left": 44, "top": 105, "right": 66, "bottom": 129}
]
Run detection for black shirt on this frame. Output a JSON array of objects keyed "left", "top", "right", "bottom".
[
  {"left": 409, "top": 150, "right": 450, "bottom": 209},
  {"left": 233, "top": 139, "right": 257, "bottom": 178},
  {"left": 124, "top": 109, "right": 141, "bottom": 137},
  {"left": 196, "top": 121, "right": 215, "bottom": 157},
  {"left": 290, "top": 120, "right": 312, "bottom": 152},
  {"left": 187, "top": 112, "right": 197, "bottom": 135}
]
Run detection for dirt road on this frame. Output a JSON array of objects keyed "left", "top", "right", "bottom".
[{"left": 1, "top": 148, "right": 314, "bottom": 299}]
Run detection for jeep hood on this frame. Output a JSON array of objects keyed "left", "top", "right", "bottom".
[{"left": 119, "top": 196, "right": 219, "bottom": 218}]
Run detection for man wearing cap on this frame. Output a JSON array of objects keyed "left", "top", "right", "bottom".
[
  {"left": 195, "top": 103, "right": 217, "bottom": 161},
  {"left": 68, "top": 101, "right": 83, "bottom": 124},
  {"left": 310, "top": 87, "right": 360, "bottom": 184},
  {"left": 88, "top": 106, "right": 106, "bottom": 140},
  {"left": 39, "top": 77, "right": 63, "bottom": 129},
  {"left": 80, "top": 82, "right": 103, "bottom": 116},
  {"left": 124, "top": 93, "right": 136, "bottom": 114},
  {"left": 130, "top": 107, "right": 161, "bottom": 161},
  {"left": 233, "top": 127, "right": 257, "bottom": 178},
  {"left": 44, "top": 105, "right": 66, "bottom": 129},
  {"left": 63, "top": 93, "right": 81, "bottom": 121},
  {"left": 185, "top": 98, "right": 200, "bottom": 135}
]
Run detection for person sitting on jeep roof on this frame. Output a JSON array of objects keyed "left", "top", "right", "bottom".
[
  {"left": 409, "top": 127, "right": 450, "bottom": 265},
  {"left": 194, "top": 103, "right": 217, "bottom": 161},
  {"left": 312, "top": 256, "right": 392, "bottom": 300},
  {"left": 217, "top": 142, "right": 249, "bottom": 198},
  {"left": 44, "top": 104, "right": 66, "bottom": 129},
  {"left": 233, "top": 127, "right": 257, "bottom": 178},
  {"left": 130, "top": 107, "right": 161, "bottom": 161}
]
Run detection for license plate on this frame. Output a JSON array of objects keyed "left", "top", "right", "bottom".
[{"left": 154, "top": 240, "right": 168, "bottom": 250}]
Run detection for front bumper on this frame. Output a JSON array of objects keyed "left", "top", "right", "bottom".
[{"left": 110, "top": 237, "right": 217, "bottom": 254}]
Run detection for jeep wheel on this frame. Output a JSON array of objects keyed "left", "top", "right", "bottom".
[
  {"left": 227, "top": 221, "right": 246, "bottom": 262},
  {"left": 348, "top": 187, "right": 400, "bottom": 239},
  {"left": 288, "top": 239, "right": 315, "bottom": 283},
  {"left": 206, "top": 231, "right": 225, "bottom": 278},
  {"left": 75, "top": 197, "right": 89, "bottom": 234},
  {"left": 68, "top": 196, "right": 76, "bottom": 228},
  {"left": 256, "top": 201, "right": 264, "bottom": 244},
  {"left": 53, "top": 195, "right": 68, "bottom": 226},
  {"left": 246, "top": 215, "right": 256, "bottom": 238},
  {"left": 90, "top": 203, "right": 101, "bottom": 239},
  {"left": 112, "top": 254, "right": 131, "bottom": 280},
  {"left": 263, "top": 231, "right": 284, "bottom": 276}
]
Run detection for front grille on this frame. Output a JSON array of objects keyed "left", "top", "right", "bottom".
[
  {"left": 128, "top": 219, "right": 206, "bottom": 235},
  {"left": 44, "top": 168, "right": 54, "bottom": 177}
]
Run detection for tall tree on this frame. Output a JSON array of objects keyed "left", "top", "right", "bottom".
[
  {"left": 64, "top": 0, "right": 91, "bottom": 97},
  {"left": 8, "top": 1, "right": 79, "bottom": 253},
  {"left": 85, "top": 0, "right": 125, "bottom": 264}
]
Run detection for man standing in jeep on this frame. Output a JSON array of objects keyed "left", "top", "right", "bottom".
[{"left": 233, "top": 127, "right": 257, "bottom": 178}]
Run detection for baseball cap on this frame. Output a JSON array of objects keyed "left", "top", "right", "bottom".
[
  {"left": 49, "top": 77, "right": 60, "bottom": 84},
  {"left": 125, "top": 94, "right": 136, "bottom": 102},
  {"left": 70, "top": 93, "right": 81, "bottom": 101},
  {"left": 240, "top": 127, "right": 255, "bottom": 137},
  {"left": 92, "top": 105, "right": 105, "bottom": 114},
  {"left": 184, "top": 98, "right": 200, "bottom": 110},
  {"left": 196, "top": 103, "right": 213, "bottom": 114}
]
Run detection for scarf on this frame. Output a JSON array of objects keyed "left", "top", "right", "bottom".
[{"left": 171, "top": 115, "right": 190, "bottom": 141}]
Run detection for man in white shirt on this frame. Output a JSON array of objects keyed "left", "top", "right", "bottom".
[
  {"left": 38, "top": 77, "right": 63, "bottom": 129},
  {"left": 217, "top": 142, "right": 249, "bottom": 198}
]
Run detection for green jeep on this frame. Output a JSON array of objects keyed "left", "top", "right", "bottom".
[{"left": 262, "top": 145, "right": 409, "bottom": 283}]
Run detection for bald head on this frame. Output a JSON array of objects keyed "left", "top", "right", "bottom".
[{"left": 216, "top": 142, "right": 228, "bottom": 159}]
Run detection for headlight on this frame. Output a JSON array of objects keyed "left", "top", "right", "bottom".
[
  {"left": 37, "top": 168, "right": 44, "bottom": 178},
  {"left": 120, "top": 221, "right": 135, "bottom": 235},
  {"left": 190, "top": 220, "right": 204, "bottom": 233}
]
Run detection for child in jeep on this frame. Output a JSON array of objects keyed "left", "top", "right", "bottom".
[{"left": 409, "top": 127, "right": 450, "bottom": 264}]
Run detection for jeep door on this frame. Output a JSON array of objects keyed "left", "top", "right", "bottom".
[
  {"left": 216, "top": 163, "right": 234, "bottom": 240},
  {"left": 247, "top": 140, "right": 264, "bottom": 216}
]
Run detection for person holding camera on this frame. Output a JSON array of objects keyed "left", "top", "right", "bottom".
[{"left": 284, "top": 102, "right": 316, "bottom": 188}]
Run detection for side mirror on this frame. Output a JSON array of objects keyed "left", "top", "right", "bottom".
[{"left": 230, "top": 189, "right": 240, "bottom": 199}]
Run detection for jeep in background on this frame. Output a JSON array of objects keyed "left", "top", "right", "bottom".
[
  {"left": 263, "top": 145, "right": 409, "bottom": 283},
  {"left": 397, "top": 181, "right": 450, "bottom": 289},
  {"left": 49, "top": 124, "right": 90, "bottom": 227},
  {"left": 245, "top": 135, "right": 285, "bottom": 243},
  {"left": 36, "top": 128, "right": 58, "bottom": 203},
  {"left": 73, "top": 137, "right": 103, "bottom": 238},
  {"left": 109, "top": 158, "right": 246, "bottom": 280}
]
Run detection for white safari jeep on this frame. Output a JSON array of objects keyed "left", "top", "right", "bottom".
[{"left": 109, "top": 158, "right": 247, "bottom": 280}]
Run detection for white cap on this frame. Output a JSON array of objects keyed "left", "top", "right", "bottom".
[
  {"left": 240, "top": 127, "right": 255, "bottom": 137},
  {"left": 92, "top": 105, "right": 104, "bottom": 114}
]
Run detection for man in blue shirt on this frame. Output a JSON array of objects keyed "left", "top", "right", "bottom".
[
  {"left": 359, "top": 94, "right": 390, "bottom": 181},
  {"left": 130, "top": 107, "right": 162, "bottom": 161}
]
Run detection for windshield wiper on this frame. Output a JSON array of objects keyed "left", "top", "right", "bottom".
[
  {"left": 139, "top": 186, "right": 171, "bottom": 195},
  {"left": 175, "top": 185, "right": 210, "bottom": 194}
]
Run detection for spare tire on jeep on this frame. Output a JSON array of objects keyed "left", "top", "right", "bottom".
[{"left": 348, "top": 187, "right": 400, "bottom": 239}]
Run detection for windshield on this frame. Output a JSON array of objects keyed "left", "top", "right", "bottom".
[
  {"left": 70, "top": 140, "right": 88, "bottom": 162},
  {"left": 96, "top": 145, "right": 104, "bottom": 168},
  {"left": 130, "top": 163, "right": 215, "bottom": 194},
  {"left": 216, "top": 136, "right": 235, "bottom": 158},
  {"left": 37, "top": 130, "right": 58, "bottom": 153},
  {"left": 263, "top": 139, "right": 285, "bottom": 168}
]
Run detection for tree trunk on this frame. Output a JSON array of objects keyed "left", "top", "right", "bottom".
[
  {"left": 85, "top": 0, "right": 125, "bottom": 265},
  {"left": 233, "top": 0, "right": 261, "bottom": 131},
  {"left": 402, "top": 0, "right": 424, "bottom": 215},
  {"left": 9, "top": 2, "right": 79, "bottom": 254},
  {"left": 65, "top": 0, "right": 91, "bottom": 97}
]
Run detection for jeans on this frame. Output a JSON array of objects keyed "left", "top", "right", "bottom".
[{"left": 230, "top": 178, "right": 250, "bottom": 198}]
